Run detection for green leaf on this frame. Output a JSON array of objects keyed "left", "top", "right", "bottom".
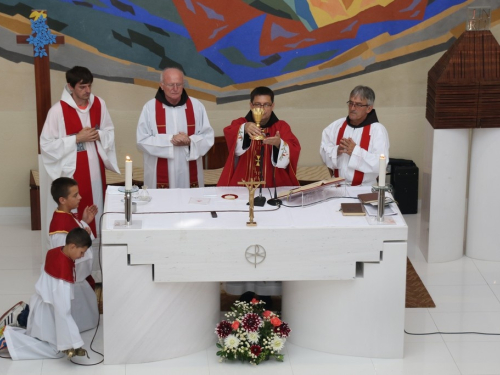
[{"left": 216, "top": 343, "right": 222, "bottom": 349}]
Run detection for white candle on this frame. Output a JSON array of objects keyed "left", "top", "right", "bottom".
[
  {"left": 125, "top": 156, "right": 132, "bottom": 191},
  {"left": 379, "top": 154, "right": 386, "bottom": 187}
]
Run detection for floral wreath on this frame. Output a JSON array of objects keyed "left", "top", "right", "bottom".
[{"left": 215, "top": 298, "right": 291, "bottom": 365}]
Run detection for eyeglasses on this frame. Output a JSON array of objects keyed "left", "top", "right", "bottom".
[
  {"left": 346, "top": 101, "right": 370, "bottom": 108},
  {"left": 163, "top": 83, "right": 184, "bottom": 89},
  {"left": 252, "top": 102, "right": 273, "bottom": 108}
]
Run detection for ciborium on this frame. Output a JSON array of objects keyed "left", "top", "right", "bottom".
[{"left": 251, "top": 107, "right": 266, "bottom": 140}]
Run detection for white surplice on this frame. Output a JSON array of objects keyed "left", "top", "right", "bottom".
[
  {"left": 320, "top": 118, "right": 390, "bottom": 186},
  {"left": 3, "top": 269, "right": 83, "bottom": 360},
  {"left": 50, "top": 227, "right": 98, "bottom": 333},
  {"left": 136, "top": 97, "right": 214, "bottom": 189}
]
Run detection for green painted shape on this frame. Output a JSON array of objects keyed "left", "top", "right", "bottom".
[{"left": 219, "top": 47, "right": 264, "bottom": 68}]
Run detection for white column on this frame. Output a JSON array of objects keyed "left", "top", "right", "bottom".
[
  {"left": 420, "top": 126, "right": 469, "bottom": 262},
  {"left": 466, "top": 128, "right": 500, "bottom": 261}
]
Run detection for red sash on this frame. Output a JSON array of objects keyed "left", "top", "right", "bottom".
[
  {"left": 49, "top": 211, "right": 81, "bottom": 235},
  {"left": 334, "top": 121, "right": 371, "bottom": 186},
  {"left": 45, "top": 247, "right": 75, "bottom": 284},
  {"left": 60, "top": 98, "right": 106, "bottom": 236},
  {"left": 155, "top": 98, "right": 198, "bottom": 188}
]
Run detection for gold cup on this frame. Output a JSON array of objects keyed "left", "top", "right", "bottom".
[{"left": 251, "top": 107, "right": 266, "bottom": 140}]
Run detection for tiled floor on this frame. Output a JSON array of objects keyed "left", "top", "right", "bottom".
[{"left": 1, "top": 212, "right": 500, "bottom": 374}]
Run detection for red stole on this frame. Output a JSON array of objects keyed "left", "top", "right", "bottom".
[
  {"left": 60, "top": 98, "right": 106, "bottom": 236},
  {"left": 334, "top": 121, "right": 371, "bottom": 186},
  {"left": 45, "top": 247, "right": 75, "bottom": 284},
  {"left": 49, "top": 211, "right": 81, "bottom": 235},
  {"left": 155, "top": 98, "right": 198, "bottom": 188}
]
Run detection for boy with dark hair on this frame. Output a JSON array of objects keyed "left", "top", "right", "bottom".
[
  {"left": 49, "top": 177, "right": 99, "bottom": 332},
  {"left": 0, "top": 228, "right": 92, "bottom": 359}
]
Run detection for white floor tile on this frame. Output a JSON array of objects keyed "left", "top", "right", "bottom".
[
  {"left": 404, "top": 310, "right": 444, "bottom": 343},
  {"left": 426, "top": 285, "right": 500, "bottom": 313},
  {"left": 473, "top": 259, "right": 500, "bottom": 286},
  {"left": 410, "top": 256, "right": 486, "bottom": 286},
  {"left": 429, "top": 312, "right": 500, "bottom": 342},
  {"left": 372, "top": 342, "right": 461, "bottom": 375},
  {"left": 0, "top": 357, "right": 43, "bottom": 375},
  {"left": 126, "top": 348, "right": 210, "bottom": 375},
  {"left": 286, "top": 343, "right": 376, "bottom": 375},
  {"left": 446, "top": 341, "right": 500, "bottom": 375}
]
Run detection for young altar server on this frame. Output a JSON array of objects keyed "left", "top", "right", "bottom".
[
  {"left": 0, "top": 228, "right": 92, "bottom": 360},
  {"left": 49, "top": 177, "right": 99, "bottom": 332}
]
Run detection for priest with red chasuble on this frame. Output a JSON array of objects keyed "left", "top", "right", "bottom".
[
  {"left": 320, "top": 86, "right": 389, "bottom": 186},
  {"left": 137, "top": 67, "right": 214, "bottom": 189},
  {"left": 217, "top": 86, "right": 301, "bottom": 188}
]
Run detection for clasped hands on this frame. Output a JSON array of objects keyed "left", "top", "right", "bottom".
[
  {"left": 338, "top": 137, "right": 356, "bottom": 156},
  {"left": 171, "top": 132, "right": 191, "bottom": 146},
  {"left": 245, "top": 122, "right": 281, "bottom": 147},
  {"left": 76, "top": 127, "right": 100, "bottom": 143}
]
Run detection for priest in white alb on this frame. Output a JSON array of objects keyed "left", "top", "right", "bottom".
[{"left": 136, "top": 66, "right": 214, "bottom": 189}]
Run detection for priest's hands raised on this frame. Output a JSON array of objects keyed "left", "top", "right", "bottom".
[
  {"left": 263, "top": 131, "right": 281, "bottom": 147},
  {"left": 338, "top": 137, "right": 356, "bottom": 156},
  {"left": 244, "top": 122, "right": 264, "bottom": 139},
  {"left": 76, "top": 127, "right": 100, "bottom": 143}
]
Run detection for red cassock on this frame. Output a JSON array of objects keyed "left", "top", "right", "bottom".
[{"left": 217, "top": 115, "right": 301, "bottom": 187}]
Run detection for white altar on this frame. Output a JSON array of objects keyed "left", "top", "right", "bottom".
[{"left": 101, "top": 185, "right": 408, "bottom": 364}]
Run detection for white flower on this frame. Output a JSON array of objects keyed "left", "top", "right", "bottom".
[
  {"left": 270, "top": 336, "right": 285, "bottom": 352},
  {"left": 224, "top": 334, "right": 240, "bottom": 349},
  {"left": 247, "top": 331, "right": 260, "bottom": 344}
]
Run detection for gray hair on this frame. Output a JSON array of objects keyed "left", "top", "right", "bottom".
[
  {"left": 349, "top": 86, "right": 375, "bottom": 106},
  {"left": 159, "top": 66, "right": 184, "bottom": 83}
]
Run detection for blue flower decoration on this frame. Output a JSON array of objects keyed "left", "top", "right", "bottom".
[{"left": 27, "top": 16, "right": 57, "bottom": 57}]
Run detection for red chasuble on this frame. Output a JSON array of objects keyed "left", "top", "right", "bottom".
[
  {"left": 49, "top": 211, "right": 81, "bottom": 235},
  {"left": 217, "top": 117, "right": 300, "bottom": 187},
  {"left": 44, "top": 247, "right": 75, "bottom": 284},
  {"left": 155, "top": 98, "right": 198, "bottom": 188},
  {"left": 60, "top": 98, "right": 106, "bottom": 236},
  {"left": 334, "top": 121, "right": 371, "bottom": 186}
]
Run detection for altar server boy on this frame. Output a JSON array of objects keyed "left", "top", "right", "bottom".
[
  {"left": 0, "top": 228, "right": 92, "bottom": 360},
  {"left": 49, "top": 177, "right": 99, "bottom": 332}
]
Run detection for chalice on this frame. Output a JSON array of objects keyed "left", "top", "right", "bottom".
[{"left": 251, "top": 107, "right": 266, "bottom": 141}]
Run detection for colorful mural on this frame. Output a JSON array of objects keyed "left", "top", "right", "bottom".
[{"left": 0, "top": 0, "right": 499, "bottom": 102}]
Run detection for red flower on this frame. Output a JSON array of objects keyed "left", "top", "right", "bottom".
[
  {"left": 215, "top": 320, "right": 232, "bottom": 338},
  {"left": 270, "top": 316, "right": 282, "bottom": 327},
  {"left": 251, "top": 298, "right": 259, "bottom": 304},
  {"left": 231, "top": 321, "right": 240, "bottom": 330},
  {"left": 250, "top": 345, "right": 262, "bottom": 356},
  {"left": 242, "top": 313, "right": 262, "bottom": 332},
  {"left": 262, "top": 310, "right": 272, "bottom": 318},
  {"left": 274, "top": 322, "right": 291, "bottom": 338}
]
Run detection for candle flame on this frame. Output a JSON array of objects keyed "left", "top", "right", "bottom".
[
  {"left": 380, "top": 154, "right": 385, "bottom": 158},
  {"left": 126, "top": 156, "right": 131, "bottom": 161}
]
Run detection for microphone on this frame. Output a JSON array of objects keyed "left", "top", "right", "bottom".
[
  {"left": 253, "top": 141, "right": 266, "bottom": 207},
  {"left": 267, "top": 166, "right": 281, "bottom": 206}
]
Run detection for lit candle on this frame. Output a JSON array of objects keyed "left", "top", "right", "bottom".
[
  {"left": 125, "top": 156, "right": 132, "bottom": 191},
  {"left": 379, "top": 154, "right": 386, "bottom": 187}
]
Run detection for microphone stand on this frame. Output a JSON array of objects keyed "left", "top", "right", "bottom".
[
  {"left": 253, "top": 141, "right": 266, "bottom": 207},
  {"left": 267, "top": 165, "right": 281, "bottom": 206}
]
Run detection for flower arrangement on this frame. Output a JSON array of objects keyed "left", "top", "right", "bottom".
[{"left": 215, "top": 298, "right": 291, "bottom": 365}]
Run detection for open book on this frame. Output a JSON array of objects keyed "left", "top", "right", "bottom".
[
  {"left": 278, "top": 176, "right": 344, "bottom": 199},
  {"left": 357, "top": 192, "right": 393, "bottom": 206}
]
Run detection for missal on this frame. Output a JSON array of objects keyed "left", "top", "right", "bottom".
[
  {"left": 277, "top": 176, "right": 344, "bottom": 198},
  {"left": 340, "top": 203, "right": 366, "bottom": 216},
  {"left": 357, "top": 192, "right": 393, "bottom": 206}
]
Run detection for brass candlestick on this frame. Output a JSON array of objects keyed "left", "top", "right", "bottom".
[
  {"left": 238, "top": 178, "right": 265, "bottom": 226},
  {"left": 251, "top": 107, "right": 266, "bottom": 141}
]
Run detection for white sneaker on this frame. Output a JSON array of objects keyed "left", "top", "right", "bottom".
[{"left": 0, "top": 301, "right": 27, "bottom": 329}]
